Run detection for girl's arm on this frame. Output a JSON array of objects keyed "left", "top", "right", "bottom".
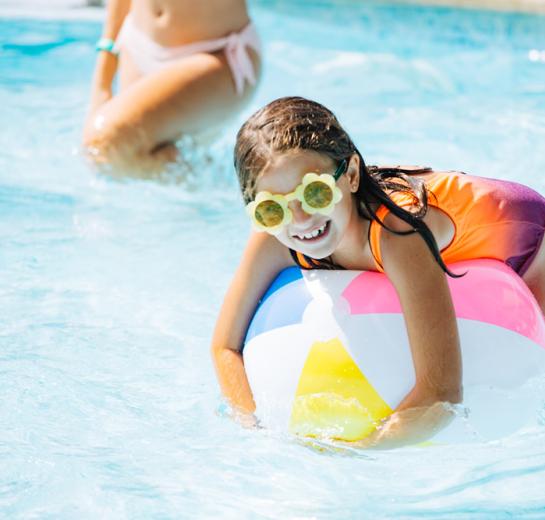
[
  {"left": 87, "top": 0, "right": 131, "bottom": 117},
  {"left": 211, "top": 232, "right": 293, "bottom": 416},
  {"left": 363, "top": 213, "right": 462, "bottom": 448}
]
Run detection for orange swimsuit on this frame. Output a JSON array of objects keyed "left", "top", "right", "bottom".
[{"left": 291, "top": 171, "right": 545, "bottom": 276}]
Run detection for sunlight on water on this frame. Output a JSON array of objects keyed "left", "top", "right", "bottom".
[{"left": 1, "top": 1, "right": 545, "bottom": 517}]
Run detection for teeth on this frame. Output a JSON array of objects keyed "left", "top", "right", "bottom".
[{"left": 297, "top": 222, "right": 327, "bottom": 240}]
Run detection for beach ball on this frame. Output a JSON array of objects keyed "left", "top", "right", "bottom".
[{"left": 243, "top": 260, "right": 545, "bottom": 443}]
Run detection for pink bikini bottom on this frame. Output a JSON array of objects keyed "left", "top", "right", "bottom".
[{"left": 116, "top": 17, "right": 261, "bottom": 96}]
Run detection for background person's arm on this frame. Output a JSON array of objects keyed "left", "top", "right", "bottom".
[{"left": 87, "top": 0, "right": 131, "bottom": 117}]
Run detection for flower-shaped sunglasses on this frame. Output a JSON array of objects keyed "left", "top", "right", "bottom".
[{"left": 246, "top": 160, "right": 347, "bottom": 235}]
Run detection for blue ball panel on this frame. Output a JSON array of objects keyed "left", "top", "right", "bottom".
[
  {"left": 244, "top": 267, "right": 310, "bottom": 344},
  {"left": 260, "top": 266, "right": 303, "bottom": 301}
]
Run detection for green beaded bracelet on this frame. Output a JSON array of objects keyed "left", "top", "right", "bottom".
[{"left": 95, "top": 37, "right": 119, "bottom": 56}]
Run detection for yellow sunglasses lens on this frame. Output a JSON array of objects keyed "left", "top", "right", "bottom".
[
  {"left": 303, "top": 181, "right": 334, "bottom": 209},
  {"left": 254, "top": 199, "right": 285, "bottom": 227}
]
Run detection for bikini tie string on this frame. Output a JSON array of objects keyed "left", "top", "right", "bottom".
[{"left": 224, "top": 26, "right": 259, "bottom": 96}]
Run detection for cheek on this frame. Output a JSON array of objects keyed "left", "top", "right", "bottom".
[
  {"left": 331, "top": 195, "right": 353, "bottom": 229},
  {"left": 273, "top": 229, "right": 293, "bottom": 248}
]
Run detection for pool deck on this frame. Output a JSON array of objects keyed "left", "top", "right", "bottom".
[
  {"left": 0, "top": 0, "right": 103, "bottom": 20},
  {"left": 0, "top": 0, "right": 544, "bottom": 19},
  {"left": 395, "top": 0, "right": 545, "bottom": 13}
]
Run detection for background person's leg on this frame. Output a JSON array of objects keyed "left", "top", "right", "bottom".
[{"left": 83, "top": 49, "right": 260, "bottom": 178}]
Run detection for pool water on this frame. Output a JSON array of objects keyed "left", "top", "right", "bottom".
[{"left": 1, "top": 0, "right": 545, "bottom": 517}]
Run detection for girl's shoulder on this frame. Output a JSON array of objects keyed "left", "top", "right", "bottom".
[
  {"left": 371, "top": 165, "right": 469, "bottom": 195},
  {"left": 367, "top": 167, "right": 470, "bottom": 272},
  {"left": 242, "top": 231, "right": 294, "bottom": 271}
]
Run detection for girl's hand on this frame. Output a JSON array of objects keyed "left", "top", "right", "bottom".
[
  {"left": 217, "top": 401, "right": 261, "bottom": 429},
  {"left": 353, "top": 401, "right": 457, "bottom": 449}
]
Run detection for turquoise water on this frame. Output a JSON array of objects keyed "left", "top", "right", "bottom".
[{"left": 1, "top": 0, "right": 545, "bottom": 517}]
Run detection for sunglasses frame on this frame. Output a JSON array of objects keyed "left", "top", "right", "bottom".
[{"left": 247, "top": 160, "right": 348, "bottom": 235}]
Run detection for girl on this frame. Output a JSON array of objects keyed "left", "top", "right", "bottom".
[
  {"left": 211, "top": 96, "right": 545, "bottom": 448},
  {"left": 83, "top": 0, "right": 261, "bottom": 177}
]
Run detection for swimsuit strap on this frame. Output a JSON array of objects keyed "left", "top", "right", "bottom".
[
  {"left": 368, "top": 184, "right": 434, "bottom": 272},
  {"left": 289, "top": 249, "right": 342, "bottom": 270},
  {"left": 290, "top": 249, "right": 320, "bottom": 269}
]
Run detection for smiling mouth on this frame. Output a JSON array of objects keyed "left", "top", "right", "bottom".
[{"left": 293, "top": 221, "right": 330, "bottom": 242}]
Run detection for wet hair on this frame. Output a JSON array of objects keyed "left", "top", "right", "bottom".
[{"left": 234, "top": 96, "right": 459, "bottom": 277}]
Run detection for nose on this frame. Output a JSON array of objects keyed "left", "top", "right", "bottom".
[{"left": 289, "top": 200, "right": 312, "bottom": 226}]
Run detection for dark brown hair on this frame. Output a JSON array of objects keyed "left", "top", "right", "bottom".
[{"left": 235, "top": 96, "right": 459, "bottom": 277}]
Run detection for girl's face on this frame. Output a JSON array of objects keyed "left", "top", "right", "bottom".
[{"left": 254, "top": 150, "right": 361, "bottom": 259}]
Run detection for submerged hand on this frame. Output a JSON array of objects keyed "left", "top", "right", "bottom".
[
  {"left": 216, "top": 401, "right": 261, "bottom": 430},
  {"left": 233, "top": 408, "right": 261, "bottom": 430}
]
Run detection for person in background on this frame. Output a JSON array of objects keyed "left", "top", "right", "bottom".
[{"left": 83, "top": 0, "right": 261, "bottom": 177}]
